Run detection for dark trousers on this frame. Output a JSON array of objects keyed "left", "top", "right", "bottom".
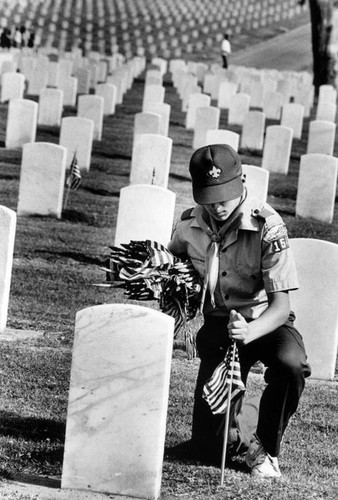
[
  {"left": 221, "top": 54, "right": 228, "bottom": 68},
  {"left": 192, "top": 313, "right": 311, "bottom": 458}
]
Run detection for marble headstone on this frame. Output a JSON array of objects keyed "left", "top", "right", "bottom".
[
  {"left": 290, "top": 238, "right": 338, "bottom": 380},
  {"left": 143, "top": 102, "right": 171, "bottom": 137},
  {"left": 228, "top": 93, "right": 251, "bottom": 126},
  {"left": 59, "top": 116, "right": 94, "bottom": 171},
  {"left": 114, "top": 185, "right": 176, "bottom": 247},
  {"left": 262, "top": 125, "right": 293, "bottom": 174},
  {"left": 130, "top": 133, "right": 172, "bottom": 188},
  {"left": 185, "top": 93, "right": 211, "bottom": 129},
  {"left": 38, "top": 88, "right": 64, "bottom": 127},
  {"left": 77, "top": 95, "right": 104, "bottom": 141},
  {"left": 242, "top": 164, "right": 270, "bottom": 202},
  {"left": 205, "top": 129, "right": 239, "bottom": 151},
  {"left": 296, "top": 153, "right": 338, "bottom": 223},
  {"left": 17, "top": 142, "right": 67, "bottom": 218},
  {"left": 193, "top": 106, "right": 220, "bottom": 150},
  {"left": 5, "top": 98, "right": 38, "bottom": 149},
  {"left": 59, "top": 76, "right": 78, "bottom": 107},
  {"left": 281, "top": 103, "right": 304, "bottom": 140},
  {"left": 95, "top": 83, "right": 117, "bottom": 115},
  {"left": 306, "top": 120, "right": 336, "bottom": 156},
  {"left": 62, "top": 303, "right": 174, "bottom": 499},
  {"left": 0, "top": 206, "right": 16, "bottom": 333},
  {"left": 240, "top": 110, "right": 265, "bottom": 151},
  {"left": 133, "top": 112, "right": 161, "bottom": 140},
  {"left": 217, "top": 81, "right": 238, "bottom": 109},
  {"left": 0, "top": 72, "right": 25, "bottom": 102}
]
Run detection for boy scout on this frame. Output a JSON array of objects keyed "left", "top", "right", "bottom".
[{"left": 168, "top": 144, "right": 311, "bottom": 478}]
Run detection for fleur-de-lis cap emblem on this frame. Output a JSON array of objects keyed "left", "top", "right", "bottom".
[{"left": 208, "top": 165, "right": 221, "bottom": 179}]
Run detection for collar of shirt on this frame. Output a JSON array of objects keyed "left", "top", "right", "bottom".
[{"left": 189, "top": 190, "right": 262, "bottom": 237}]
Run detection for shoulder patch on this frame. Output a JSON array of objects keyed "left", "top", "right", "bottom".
[
  {"left": 263, "top": 223, "right": 289, "bottom": 253},
  {"left": 181, "top": 207, "right": 195, "bottom": 221}
]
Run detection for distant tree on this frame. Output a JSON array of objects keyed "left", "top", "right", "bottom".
[{"left": 299, "top": 0, "right": 336, "bottom": 93}]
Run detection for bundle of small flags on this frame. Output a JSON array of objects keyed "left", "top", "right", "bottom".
[{"left": 100, "top": 240, "right": 201, "bottom": 337}]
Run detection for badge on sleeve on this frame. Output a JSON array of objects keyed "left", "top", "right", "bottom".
[{"left": 263, "top": 224, "right": 289, "bottom": 253}]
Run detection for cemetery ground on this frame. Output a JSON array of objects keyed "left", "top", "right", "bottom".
[{"left": 1, "top": 47, "right": 338, "bottom": 500}]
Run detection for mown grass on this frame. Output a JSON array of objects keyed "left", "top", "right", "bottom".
[{"left": 0, "top": 22, "right": 338, "bottom": 500}]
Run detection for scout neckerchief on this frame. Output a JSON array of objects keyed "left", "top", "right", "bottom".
[{"left": 196, "top": 192, "right": 246, "bottom": 312}]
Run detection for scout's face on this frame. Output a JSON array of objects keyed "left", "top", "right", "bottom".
[{"left": 203, "top": 196, "right": 242, "bottom": 221}]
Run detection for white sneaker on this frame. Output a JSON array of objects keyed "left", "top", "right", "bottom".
[{"left": 245, "top": 436, "right": 281, "bottom": 479}]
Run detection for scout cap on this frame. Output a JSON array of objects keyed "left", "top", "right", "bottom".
[{"left": 189, "top": 144, "right": 243, "bottom": 204}]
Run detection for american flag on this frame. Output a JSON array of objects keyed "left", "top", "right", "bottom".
[
  {"left": 66, "top": 151, "right": 82, "bottom": 191},
  {"left": 203, "top": 340, "right": 245, "bottom": 414},
  {"left": 101, "top": 240, "right": 200, "bottom": 337}
]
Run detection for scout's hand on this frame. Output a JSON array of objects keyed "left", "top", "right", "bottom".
[{"left": 227, "top": 309, "right": 249, "bottom": 344}]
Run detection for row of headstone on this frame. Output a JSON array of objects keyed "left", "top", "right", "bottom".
[{"left": 0, "top": 0, "right": 307, "bottom": 60}]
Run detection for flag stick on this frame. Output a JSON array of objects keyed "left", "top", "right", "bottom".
[
  {"left": 220, "top": 341, "right": 236, "bottom": 485},
  {"left": 63, "top": 184, "right": 71, "bottom": 210}
]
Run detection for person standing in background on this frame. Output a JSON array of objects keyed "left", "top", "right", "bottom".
[{"left": 221, "top": 33, "right": 231, "bottom": 69}]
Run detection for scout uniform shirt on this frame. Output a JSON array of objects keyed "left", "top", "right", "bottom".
[{"left": 168, "top": 190, "right": 299, "bottom": 319}]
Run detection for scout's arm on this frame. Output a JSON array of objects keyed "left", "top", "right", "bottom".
[{"left": 228, "top": 291, "right": 290, "bottom": 345}]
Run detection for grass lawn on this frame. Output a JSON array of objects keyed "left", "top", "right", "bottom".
[{"left": 0, "top": 13, "right": 338, "bottom": 500}]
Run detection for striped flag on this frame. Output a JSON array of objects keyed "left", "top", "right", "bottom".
[
  {"left": 66, "top": 151, "right": 82, "bottom": 191},
  {"left": 203, "top": 341, "right": 245, "bottom": 414}
]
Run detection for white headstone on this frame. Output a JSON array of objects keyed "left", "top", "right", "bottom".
[
  {"left": 217, "top": 81, "right": 238, "bottom": 109},
  {"left": 59, "top": 117, "right": 94, "bottom": 171},
  {"left": 17, "top": 142, "right": 67, "bottom": 218},
  {"left": 106, "top": 74, "right": 124, "bottom": 104},
  {"left": 186, "top": 93, "right": 211, "bottom": 129},
  {"left": 306, "top": 120, "right": 336, "bottom": 156},
  {"left": 61, "top": 303, "right": 174, "bottom": 498},
  {"left": 73, "top": 68, "right": 91, "bottom": 94},
  {"left": 59, "top": 76, "right": 78, "bottom": 107},
  {"left": 315, "top": 101, "right": 337, "bottom": 122},
  {"left": 142, "top": 84, "right": 165, "bottom": 112},
  {"left": 133, "top": 112, "right": 161, "bottom": 140},
  {"left": 290, "top": 238, "right": 338, "bottom": 380},
  {"left": 77, "top": 95, "right": 104, "bottom": 141},
  {"left": 262, "top": 125, "right": 293, "bottom": 174},
  {"left": 263, "top": 91, "right": 283, "bottom": 120},
  {"left": 114, "top": 185, "right": 176, "bottom": 247},
  {"left": 295, "top": 153, "right": 338, "bottom": 223},
  {"left": 240, "top": 110, "right": 265, "bottom": 151},
  {"left": 205, "top": 129, "right": 240, "bottom": 151},
  {"left": 318, "top": 84, "right": 337, "bottom": 104},
  {"left": 38, "top": 88, "right": 63, "bottom": 127},
  {"left": 249, "top": 81, "right": 265, "bottom": 109},
  {"left": 130, "top": 134, "right": 173, "bottom": 188},
  {"left": 5, "top": 98, "right": 38, "bottom": 149},
  {"left": 0, "top": 206, "right": 16, "bottom": 333},
  {"left": 47, "top": 61, "right": 60, "bottom": 87},
  {"left": 143, "top": 102, "right": 171, "bottom": 137},
  {"left": 0, "top": 72, "right": 25, "bottom": 102},
  {"left": 228, "top": 93, "right": 251, "bottom": 126},
  {"left": 281, "top": 102, "right": 304, "bottom": 140},
  {"left": 242, "top": 164, "right": 269, "bottom": 202},
  {"left": 27, "top": 63, "right": 48, "bottom": 95},
  {"left": 95, "top": 83, "right": 117, "bottom": 115},
  {"left": 193, "top": 106, "right": 220, "bottom": 150}
]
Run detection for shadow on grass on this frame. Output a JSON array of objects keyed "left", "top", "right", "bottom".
[
  {"left": 0, "top": 411, "right": 65, "bottom": 441},
  {"left": 165, "top": 440, "right": 247, "bottom": 473}
]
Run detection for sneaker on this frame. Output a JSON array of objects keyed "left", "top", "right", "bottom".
[{"left": 245, "top": 435, "right": 281, "bottom": 479}]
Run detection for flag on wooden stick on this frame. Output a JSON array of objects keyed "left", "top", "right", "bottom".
[
  {"left": 63, "top": 150, "right": 82, "bottom": 210},
  {"left": 203, "top": 340, "right": 245, "bottom": 414},
  {"left": 66, "top": 151, "right": 82, "bottom": 191}
]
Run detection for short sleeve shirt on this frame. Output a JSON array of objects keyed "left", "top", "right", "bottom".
[{"left": 168, "top": 192, "right": 299, "bottom": 319}]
